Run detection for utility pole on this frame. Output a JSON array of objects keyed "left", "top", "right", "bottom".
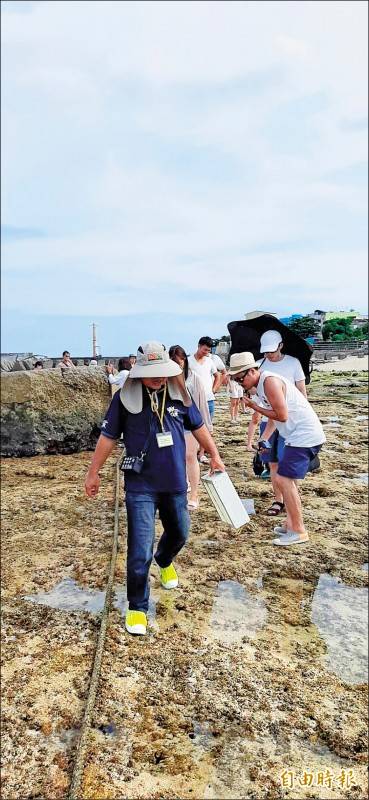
[{"left": 91, "top": 323, "right": 98, "bottom": 358}]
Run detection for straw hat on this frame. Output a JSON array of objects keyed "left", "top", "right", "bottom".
[{"left": 228, "top": 352, "right": 258, "bottom": 375}]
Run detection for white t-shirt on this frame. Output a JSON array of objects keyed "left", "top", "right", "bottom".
[
  {"left": 260, "top": 354, "right": 305, "bottom": 384},
  {"left": 256, "top": 371, "right": 325, "bottom": 448},
  {"left": 211, "top": 353, "right": 226, "bottom": 372},
  {"left": 228, "top": 379, "right": 244, "bottom": 399},
  {"left": 188, "top": 355, "right": 217, "bottom": 401},
  {"left": 108, "top": 369, "right": 130, "bottom": 388}
]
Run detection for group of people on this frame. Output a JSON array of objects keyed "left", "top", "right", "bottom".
[{"left": 85, "top": 331, "right": 325, "bottom": 637}]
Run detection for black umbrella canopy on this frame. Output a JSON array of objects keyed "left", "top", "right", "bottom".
[{"left": 227, "top": 313, "right": 313, "bottom": 383}]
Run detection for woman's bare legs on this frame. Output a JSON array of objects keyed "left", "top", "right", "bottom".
[
  {"left": 186, "top": 434, "right": 200, "bottom": 504},
  {"left": 230, "top": 397, "right": 239, "bottom": 421}
]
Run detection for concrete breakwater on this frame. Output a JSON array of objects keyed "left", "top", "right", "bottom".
[{"left": 1, "top": 368, "right": 111, "bottom": 457}]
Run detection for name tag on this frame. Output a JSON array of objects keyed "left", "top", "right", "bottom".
[{"left": 156, "top": 432, "right": 173, "bottom": 448}]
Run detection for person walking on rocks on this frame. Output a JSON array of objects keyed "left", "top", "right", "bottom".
[
  {"left": 188, "top": 336, "right": 223, "bottom": 463},
  {"left": 257, "top": 330, "right": 308, "bottom": 515},
  {"left": 228, "top": 351, "right": 325, "bottom": 546},
  {"left": 169, "top": 344, "right": 213, "bottom": 510},
  {"left": 85, "top": 341, "right": 225, "bottom": 635},
  {"left": 227, "top": 375, "right": 244, "bottom": 422}
]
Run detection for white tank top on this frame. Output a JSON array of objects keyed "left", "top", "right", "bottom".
[{"left": 257, "top": 371, "right": 326, "bottom": 447}]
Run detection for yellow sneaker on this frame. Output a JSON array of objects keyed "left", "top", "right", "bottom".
[
  {"left": 125, "top": 610, "right": 147, "bottom": 635},
  {"left": 159, "top": 563, "right": 178, "bottom": 589}
]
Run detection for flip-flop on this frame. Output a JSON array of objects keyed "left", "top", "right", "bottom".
[
  {"left": 188, "top": 500, "right": 199, "bottom": 510},
  {"left": 266, "top": 502, "right": 285, "bottom": 516}
]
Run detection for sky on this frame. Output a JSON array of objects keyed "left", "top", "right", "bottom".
[{"left": 1, "top": 0, "right": 368, "bottom": 356}]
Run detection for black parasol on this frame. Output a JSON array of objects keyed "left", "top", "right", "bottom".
[{"left": 227, "top": 313, "right": 313, "bottom": 383}]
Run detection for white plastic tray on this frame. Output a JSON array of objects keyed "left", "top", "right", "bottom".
[{"left": 201, "top": 471, "right": 250, "bottom": 529}]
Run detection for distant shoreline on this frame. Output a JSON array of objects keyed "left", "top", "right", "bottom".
[{"left": 314, "top": 355, "right": 368, "bottom": 372}]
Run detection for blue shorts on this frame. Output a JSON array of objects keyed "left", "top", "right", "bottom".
[
  {"left": 259, "top": 421, "right": 285, "bottom": 463},
  {"left": 208, "top": 400, "right": 215, "bottom": 420},
  {"left": 277, "top": 445, "right": 322, "bottom": 480}
]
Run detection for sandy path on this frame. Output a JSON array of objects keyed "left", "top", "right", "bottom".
[
  {"left": 313, "top": 356, "right": 368, "bottom": 372},
  {"left": 1, "top": 372, "right": 368, "bottom": 799}
]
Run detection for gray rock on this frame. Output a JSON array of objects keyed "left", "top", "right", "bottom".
[{"left": 1, "top": 367, "right": 111, "bottom": 456}]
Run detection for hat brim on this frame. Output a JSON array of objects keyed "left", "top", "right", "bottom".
[
  {"left": 228, "top": 363, "right": 256, "bottom": 375},
  {"left": 120, "top": 374, "right": 192, "bottom": 413},
  {"left": 129, "top": 360, "right": 182, "bottom": 378},
  {"left": 260, "top": 343, "right": 280, "bottom": 353}
]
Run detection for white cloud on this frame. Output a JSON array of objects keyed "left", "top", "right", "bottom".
[
  {"left": 276, "top": 34, "right": 310, "bottom": 60},
  {"left": 1, "top": 0, "right": 368, "bottom": 333}
]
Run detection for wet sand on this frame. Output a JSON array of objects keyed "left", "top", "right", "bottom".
[{"left": 1, "top": 371, "right": 368, "bottom": 799}]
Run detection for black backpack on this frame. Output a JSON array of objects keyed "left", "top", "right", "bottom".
[{"left": 252, "top": 450, "right": 264, "bottom": 476}]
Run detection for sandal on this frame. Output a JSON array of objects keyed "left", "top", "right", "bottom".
[
  {"left": 188, "top": 500, "right": 199, "bottom": 510},
  {"left": 266, "top": 501, "right": 285, "bottom": 516}
]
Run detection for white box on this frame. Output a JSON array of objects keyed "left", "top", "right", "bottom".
[{"left": 201, "top": 471, "right": 250, "bottom": 529}]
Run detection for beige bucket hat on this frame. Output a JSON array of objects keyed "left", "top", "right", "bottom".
[
  {"left": 120, "top": 341, "right": 192, "bottom": 413},
  {"left": 228, "top": 352, "right": 258, "bottom": 375}
]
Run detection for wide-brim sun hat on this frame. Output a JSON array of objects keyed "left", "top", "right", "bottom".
[
  {"left": 120, "top": 341, "right": 192, "bottom": 413},
  {"left": 259, "top": 330, "right": 283, "bottom": 353},
  {"left": 129, "top": 341, "right": 182, "bottom": 378},
  {"left": 228, "top": 352, "right": 258, "bottom": 375}
]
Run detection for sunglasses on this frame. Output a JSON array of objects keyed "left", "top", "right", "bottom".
[{"left": 234, "top": 371, "right": 248, "bottom": 383}]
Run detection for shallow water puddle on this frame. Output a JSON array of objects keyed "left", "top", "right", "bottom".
[
  {"left": 241, "top": 498, "right": 256, "bottom": 514},
  {"left": 311, "top": 573, "right": 368, "bottom": 685},
  {"left": 23, "top": 577, "right": 107, "bottom": 613},
  {"left": 355, "top": 473, "right": 368, "bottom": 485},
  {"left": 208, "top": 580, "right": 267, "bottom": 645},
  {"left": 347, "top": 473, "right": 369, "bottom": 486},
  {"left": 190, "top": 721, "right": 217, "bottom": 753},
  {"left": 361, "top": 563, "right": 368, "bottom": 572},
  {"left": 23, "top": 578, "right": 157, "bottom": 617}
]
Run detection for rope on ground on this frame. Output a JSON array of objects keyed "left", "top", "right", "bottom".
[{"left": 68, "top": 458, "right": 121, "bottom": 800}]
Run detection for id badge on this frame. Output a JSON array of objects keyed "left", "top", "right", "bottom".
[{"left": 156, "top": 432, "right": 173, "bottom": 448}]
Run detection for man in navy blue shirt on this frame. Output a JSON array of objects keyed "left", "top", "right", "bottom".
[{"left": 85, "top": 341, "right": 225, "bottom": 636}]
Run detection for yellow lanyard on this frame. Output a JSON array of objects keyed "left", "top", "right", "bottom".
[{"left": 147, "top": 384, "right": 167, "bottom": 432}]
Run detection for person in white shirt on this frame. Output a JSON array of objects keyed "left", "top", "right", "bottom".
[
  {"left": 188, "top": 336, "right": 223, "bottom": 463},
  {"left": 247, "top": 330, "right": 307, "bottom": 516},
  {"left": 229, "top": 351, "right": 325, "bottom": 547},
  {"left": 227, "top": 376, "right": 244, "bottom": 422},
  {"left": 211, "top": 352, "right": 228, "bottom": 387},
  {"left": 106, "top": 358, "right": 131, "bottom": 394}
]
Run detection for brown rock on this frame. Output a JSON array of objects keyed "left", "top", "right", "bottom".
[{"left": 1, "top": 368, "right": 111, "bottom": 456}]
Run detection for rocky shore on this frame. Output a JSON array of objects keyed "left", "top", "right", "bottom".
[{"left": 1, "top": 371, "right": 368, "bottom": 799}]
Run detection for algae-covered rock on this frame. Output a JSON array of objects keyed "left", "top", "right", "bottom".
[{"left": 1, "top": 368, "right": 111, "bottom": 456}]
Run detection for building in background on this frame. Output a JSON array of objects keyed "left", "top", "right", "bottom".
[{"left": 279, "top": 313, "right": 303, "bottom": 326}]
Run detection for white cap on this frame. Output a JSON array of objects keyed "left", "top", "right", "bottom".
[{"left": 259, "top": 330, "right": 282, "bottom": 353}]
